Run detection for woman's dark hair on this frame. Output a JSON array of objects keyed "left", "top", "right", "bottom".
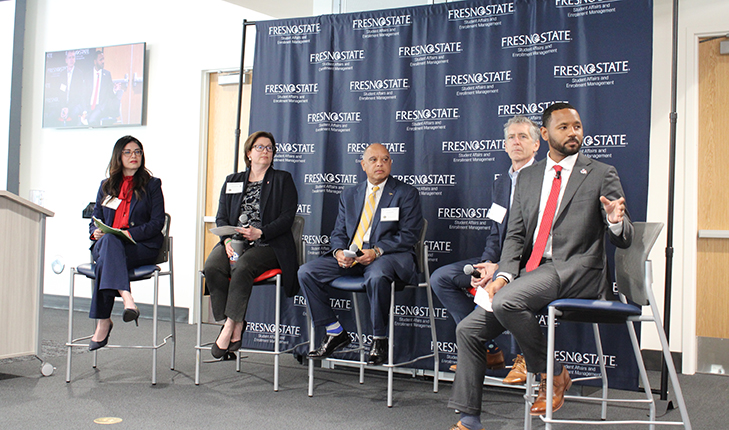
[
  {"left": 243, "top": 131, "right": 276, "bottom": 170},
  {"left": 102, "top": 135, "right": 152, "bottom": 200}
]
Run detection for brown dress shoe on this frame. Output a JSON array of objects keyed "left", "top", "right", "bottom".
[
  {"left": 503, "top": 354, "right": 527, "bottom": 385},
  {"left": 530, "top": 369, "right": 572, "bottom": 415},
  {"left": 486, "top": 350, "right": 505, "bottom": 369},
  {"left": 449, "top": 349, "right": 505, "bottom": 372},
  {"left": 448, "top": 421, "right": 484, "bottom": 430}
]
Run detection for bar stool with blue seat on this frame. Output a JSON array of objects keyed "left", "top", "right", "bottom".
[
  {"left": 307, "top": 219, "right": 439, "bottom": 407},
  {"left": 65, "top": 213, "right": 175, "bottom": 385},
  {"left": 523, "top": 222, "right": 691, "bottom": 429},
  {"left": 194, "top": 215, "right": 306, "bottom": 391}
]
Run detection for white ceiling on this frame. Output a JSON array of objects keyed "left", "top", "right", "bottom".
[{"left": 222, "top": 0, "right": 315, "bottom": 19}]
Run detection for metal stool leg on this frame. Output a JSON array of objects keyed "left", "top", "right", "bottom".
[
  {"left": 351, "top": 294, "right": 365, "bottom": 384},
  {"left": 308, "top": 312, "right": 315, "bottom": 397},
  {"left": 387, "top": 282, "right": 395, "bottom": 408},
  {"left": 195, "top": 271, "right": 204, "bottom": 385},
  {"left": 66, "top": 269, "right": 76, "bottom": 383},
  {"left": 151, "top": 271, "right": 159, "bottom": 385},
  {"left": 274, "top": 275, "right": 282, "bottom": 391}
]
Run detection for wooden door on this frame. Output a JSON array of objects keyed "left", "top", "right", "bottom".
[
  {"left": 697, "top": 36, "right": 729, "bottom": 373},
  {"left": 203, "top": 71, "right": 252, "bottom": 261}
]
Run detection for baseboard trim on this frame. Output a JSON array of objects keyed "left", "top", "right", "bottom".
[{"left": 43, "top": 294, "right": 189, "bottom": 323}]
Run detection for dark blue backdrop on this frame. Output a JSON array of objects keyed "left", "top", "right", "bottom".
[{"left": 241, "top": 0, "right": 652, "bottom": 391}]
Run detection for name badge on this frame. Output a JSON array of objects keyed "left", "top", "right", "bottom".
[
  {"left": 226, "top": 182, "right": 243, "bottom": 194},
  {"left": 487, "top": 203, "right": 507, "bottom": 224},
  {"left": 380, "top": 207, "right": 399, "bottom": 222},
  {"left": 102, "top": 195, "right": 122, "bottom": 210}
]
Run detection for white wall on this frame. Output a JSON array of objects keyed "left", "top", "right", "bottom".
[
  {"left": 17, "top": 0, "right": 729, "bottom": 373},
  {"left": 0, "top": 0, "right": 15, "bottom": 190},
  {"left": 20, "top": 0, "right": 271, "bottom": 315},
  {"left": 649, "top": 0, "right": 729, "bottom": 374}
]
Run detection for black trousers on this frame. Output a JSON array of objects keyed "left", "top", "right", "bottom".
[{"left": 203, "top": 244, "right": 278, "bottom": 322}]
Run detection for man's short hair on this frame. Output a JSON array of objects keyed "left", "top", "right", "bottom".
[
  {"left": 542, "top": 102, "right": 577, "bottom": 128},
  {"left": 503, "top": 115, "right": 540, "bottom": 142}
]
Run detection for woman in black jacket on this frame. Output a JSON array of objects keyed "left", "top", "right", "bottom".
[{"left": 204, "top": 131, "right": 299, "bottom": 358}]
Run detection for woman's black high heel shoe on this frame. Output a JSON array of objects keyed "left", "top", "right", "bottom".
[
  {"left": 89, "top": 322, "right": 113, "bottom": 351},
  {"left": 227, "top": 320, "right": 247, "bottom": 353},
  {"left": 123, "top": 307, "right": 140, "bottom": 326},
  {"left": 211, "top": 326, "right": 228, "bottom": 359}
]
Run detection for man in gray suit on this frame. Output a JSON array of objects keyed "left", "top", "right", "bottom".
[{"left": 446, "top": 103, "right": 633, "bottom": 430}]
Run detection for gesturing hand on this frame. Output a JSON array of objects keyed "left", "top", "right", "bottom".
[{"left": 600, "top": 196, "right": 625, "bottom": 224}]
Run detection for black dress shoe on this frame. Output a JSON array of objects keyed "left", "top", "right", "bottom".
[
  {"left": 307, "top": 330, "right": 350, "bottom": 359},
  {"left": 368, "top": 338, "right": 388, "bottom": 366},
  {"left": 122, "top": 307, "right": 140, "bottom": 326},
  {"left": 89, "top": 322, "right": 113, "bottom": 351},
  {"left": 227, "top": 320, "right": 247, "bottom": 353},
  {"left": 211, "top": 326, "right": 228, "bottom": 359}
]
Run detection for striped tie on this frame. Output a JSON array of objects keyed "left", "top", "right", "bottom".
[{"left": 353, "top": 186, "right": 379, "bottom": 250}]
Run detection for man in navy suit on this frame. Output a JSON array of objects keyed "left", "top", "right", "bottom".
[
  {"left": 299, "top": 143, "right": 423, "bottom": 365},
  {"left": 430, "top": 115, "right": 539, "bottom": 380},
  {"left": 447, "top": 103, "right": 633, "bottom": 430}
]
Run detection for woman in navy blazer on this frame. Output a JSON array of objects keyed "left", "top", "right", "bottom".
[
  {"left": 203, "top": 131, "right": 298, "bottom": 358},
  {"left": 87, "top": 135, "right": 165, "bottom": 351}
]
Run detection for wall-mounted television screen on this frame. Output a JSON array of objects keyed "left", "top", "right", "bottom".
[{"left": 42, "top": 42, "right": 145, "bottom": 128}]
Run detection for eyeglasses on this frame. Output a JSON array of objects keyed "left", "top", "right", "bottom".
[
  {"left": 122, "top": 149, "right": 143, "bottom": 157},
  {"left": 253, "top": 145, "right": 273, "bottom": 153}
]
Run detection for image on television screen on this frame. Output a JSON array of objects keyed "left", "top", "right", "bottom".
[{"left": 42, "top": 42, "right": 146, "bottom": 128}]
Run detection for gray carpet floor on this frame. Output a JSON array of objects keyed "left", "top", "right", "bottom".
[{"left": 0, "top": 307, "right": 721, "bottom": 429}]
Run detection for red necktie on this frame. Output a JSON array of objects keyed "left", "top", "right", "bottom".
[
  {"left": 91, "top": 71, "right": 101, "bottom": 110},
  {"left": 526, "top": 165, "right": 562, "bottom": 272}
]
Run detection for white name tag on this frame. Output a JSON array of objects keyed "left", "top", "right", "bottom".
[
  {"left": 226, "top": 182, "right": 243, "bottom": 194},
  {"left": 60, "top": 83, "right": 67, "bottom": 92},
  {"left": 380, "top": 207, "right": 399, "bottom": 222},
  {"left": 102, "top": 196, "right": 121, "bottom": 210},
  {"left": 486, "top": 202, "right": 507, "bottom": 224}
]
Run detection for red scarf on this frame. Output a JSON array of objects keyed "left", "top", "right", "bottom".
[{"left": 112, "top": 176, "right": 134, "bottom": 229}]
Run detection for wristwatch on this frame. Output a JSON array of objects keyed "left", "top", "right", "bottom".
[{"left": 374, "top": 246, "right": 383, "bottom": 258}]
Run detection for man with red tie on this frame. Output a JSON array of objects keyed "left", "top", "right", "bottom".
[
  {"left": 446, "top": 103, "right": 633, "bottom": 430},
  {"left": 82, "top": 49, "right": 122, "bottom": 126}
]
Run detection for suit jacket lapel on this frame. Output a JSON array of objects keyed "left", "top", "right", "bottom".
[
  {"left": 371, "top": 177, "right": 396, "bottom": 239},
  {"left": 231, "top": 171, "right": 249, "bottom": 222},
  {"left": 524, "top": 160, "right": 545, "bottom": 241},
  {"left": 259, "top": 168, "right": 273, "bottom": 215},
  {"left": 555, "top": 154, "right": 591, "bottom": 222},
  {"left": 349, "top": 180, "right": 368, "bottom": 239},
  {"left": 129, "top": 192, "right": 138, "bottom": 217}
]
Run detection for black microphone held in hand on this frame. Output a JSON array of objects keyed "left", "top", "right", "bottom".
[{"left": 463, "top": 264, "right": 481, "bottom": 278}]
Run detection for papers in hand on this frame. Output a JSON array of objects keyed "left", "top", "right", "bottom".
[
  {"left": 93, "top": 216, "right": 137, "bottom": 244},
  {"left": 209, "top": 226, "right": 239, "bottom": 236},
  {"left": 474, "top": 287, "right": 493, "bottom": 312}
]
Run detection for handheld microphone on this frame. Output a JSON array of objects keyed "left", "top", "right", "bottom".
[
  {"left": 238, "top": 214, "right": 254, "bottom": 246},
  {"left": 343, "top": 243, "right": 364, "bottom": 259},
  {"left": 349, "top": 243, "right": 365, "bottom": 257},
  {"left": 463, "top": 264, "right": 481, "bottom": 279},
  {"left": 463, "top": 264, "right": 480, "bottom": 297},
  {"left": 238, "top": 214, "right": 250, "bottom": 228}
]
